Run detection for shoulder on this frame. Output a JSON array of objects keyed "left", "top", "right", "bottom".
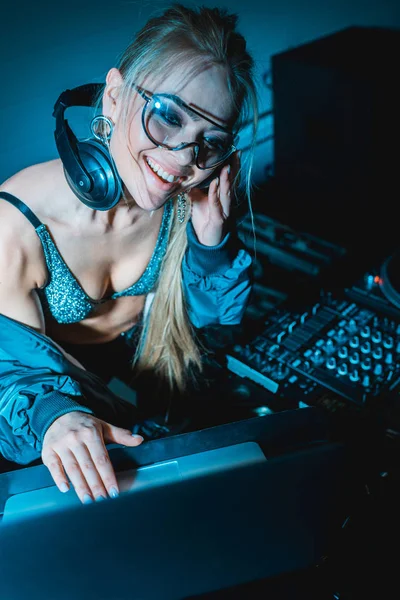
[{"left": 0, "top": 161, "right": 60, "bottom": 287}]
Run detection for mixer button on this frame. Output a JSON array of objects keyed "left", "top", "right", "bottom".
[
  {"left": 372, "top": 347, "right": 383, "bottom": 360},
  {"left": 362, "top": 375, "right": 370, "bottom": 388},
  {"left": 338, "top": 346, "right": 348, "bottom": 359},
  {"left": 385, "top": 352, "right": 393, "bottom": 365},
  {"left": 373, "top": 363, "right": 383, "bottom": 376}
]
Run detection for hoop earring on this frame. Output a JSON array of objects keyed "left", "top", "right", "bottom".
[
  {"left": 90, "top": 115, "right": 114, "bottom": 147},
  {"left": 177, "top": 193, "right": 187, "bottom": 224}
]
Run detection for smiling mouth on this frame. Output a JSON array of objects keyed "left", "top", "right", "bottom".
[{"left": 145, "top": 157, "right": 184, "bottom": 184}]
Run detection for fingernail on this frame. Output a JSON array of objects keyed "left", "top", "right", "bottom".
[
  {"left": 227, "top": 165, "right": 231, "bottom": 175},
  {"left": 132, "top": 434, "right": 144, "bottom": 442},
  {"left": 82, "top": 493, "right": 93, "bottom": 504},
  {"left": 95, "top": 495, "right": 107, "bottom": 502},
  {"left": 109, "top": 486, "right": 119, "bottom": 499},
  {"left": 216, "top": 177, "right": 220, "bottom": 187},
  {"left": 59, "top": 482, "right": 69, "bottom": 493}
]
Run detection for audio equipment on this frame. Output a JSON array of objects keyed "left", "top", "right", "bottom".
[
  {"left": 53, "top": 83, "right": 122, "bottom": 211},
  {"left": 226, "top": 248, "right": 400, "bottom": 411},
  {"left": 270, "top": 26, "right": 400, "bottom": 252}
]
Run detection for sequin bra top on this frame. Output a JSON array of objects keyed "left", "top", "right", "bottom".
[{"left": 0, "top": 192, "right": 173, "bottom": 324}]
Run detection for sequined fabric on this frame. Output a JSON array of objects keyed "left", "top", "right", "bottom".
[{"left": 36, "top": 200, "right": 173, "bottom": 323}]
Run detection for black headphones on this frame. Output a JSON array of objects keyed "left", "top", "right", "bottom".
[{"left": 53, "top": 83, "right": 123, "bottom": 211}]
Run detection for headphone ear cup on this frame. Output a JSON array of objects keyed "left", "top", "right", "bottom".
[{"left": 65, "top": 139, "right": 122, "bottom": 211}]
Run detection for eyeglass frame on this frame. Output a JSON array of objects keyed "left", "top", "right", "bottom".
[{"left": 135, "top": 86, "right": 238, "bottom": 170}]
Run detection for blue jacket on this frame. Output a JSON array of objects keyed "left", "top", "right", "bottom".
[{"left": 0, "top": 223, "right": 252, "bottom": 465}]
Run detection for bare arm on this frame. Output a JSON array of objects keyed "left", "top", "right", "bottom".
[{"left": 0, "top": 204, "right": 143, "bottom": 502}]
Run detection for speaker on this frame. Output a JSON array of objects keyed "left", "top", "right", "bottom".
[{"left": 271, "top": 26, "right": 400, "bottom": 254}]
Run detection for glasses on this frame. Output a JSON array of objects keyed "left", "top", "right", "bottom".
[{"left": 136, "top": 87, "right": 238, "bottom": 170}]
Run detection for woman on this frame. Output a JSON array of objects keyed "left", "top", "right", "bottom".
[{"left": 0, "top": 4, "right": 258, "bottom": 503}]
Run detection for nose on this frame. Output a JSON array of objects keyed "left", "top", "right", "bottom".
[{"left": 171, "top": 143, "right": 198, "bottom": 167}]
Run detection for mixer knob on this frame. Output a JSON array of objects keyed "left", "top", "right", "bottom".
[
  {"left": 349, "top": 369, "right": 360, "bottom": 382},
  {"left": 373, "top": 363, "right": 383, "bottom": 376},
  {"left": 349, "top": 336, "right": 359, "bottom": 348},
  {"left": 349, "top": 352, "right": 360, "bottom": 365},
  {"left": 360, "top": 341, "right": 371, "bottom": 354},
  {"left": 338, "top": 363, "right": 348, "bottom": 376},
  {"left": 311, "top": 349, "right": 324, "bottom": 366},
  {"left": 385, "top": 352, "right": 393, "bottom": 365},
  {"left": 338, "top": 346, "right": 348, "bottom": 359},
  {"left": 362, "top": 374, "right": 371, "bottom": 388},
  {"left": 372, "top": 347, "right": 383, "bottom": 360},
  {"left": 371, "top": 331, "right": 382, "bottom": 344},
  {"left": 275, "top": 363, "right": 289, "bottom": 380},
  {"left": 361, "top": 357, "right": 372, "bottom": 370},
  {"left": 360, "top": 325, "right": 371, "bottom": 338},
  {"left": 347, "top": 319, "right": 358, "bottom": 334},
  {"left": 337, "top": 328, "right": 346, "bottom": 341},
  {"left": 326, "top": 357, "right": 337, "bottom": 370},
  {"left": 364, "top": 274, "right": 375, "bottom": 290},
  {"left": 383, "top": 336, "right": 394, "bottom": 349},
  {"left": 325, "top": 339, "right": 336, "bottom": 354}
]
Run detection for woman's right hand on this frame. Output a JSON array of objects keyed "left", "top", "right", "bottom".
[{"left": 41, "top": 411, "right": 144, "bottom": 503}]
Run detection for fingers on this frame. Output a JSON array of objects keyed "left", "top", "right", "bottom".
[
  {"left": 68, "top": 442, "right": 110, "bottom": 502},
  {"left": 54, "top": 439, "right": 115, "bottom": 504},
  {"left": 208, "top": 164, "right": 232, "bottom": 221},
  {"left": 42, "top": 449, "right": 70, "bottom": 494},
  {"left": 102, "top": 421, "right": 144, "bottom": 448}
]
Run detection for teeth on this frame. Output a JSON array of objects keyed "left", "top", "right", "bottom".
[{"left": 146, "top": 157, "right": 179, "bottom": 183}]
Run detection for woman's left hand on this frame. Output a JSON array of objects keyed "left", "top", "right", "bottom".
[{"left": 189, "top": 152, "right": 240, "bottom": 246}]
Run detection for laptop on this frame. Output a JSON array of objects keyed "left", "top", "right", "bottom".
[{"left": 0, "top": 441, "right": 349, "bottom": 600}]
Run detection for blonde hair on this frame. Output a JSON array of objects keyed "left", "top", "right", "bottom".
[{"left": 106, "top": 4, "right": 258, "bottom": 390}]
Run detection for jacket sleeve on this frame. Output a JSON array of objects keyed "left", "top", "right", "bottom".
[
  {"left": 182, "top": 221, "right": 253, "bottom": 328},
  {"left": 0, "top": 353, "right": 94, "bottom": 464}
]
